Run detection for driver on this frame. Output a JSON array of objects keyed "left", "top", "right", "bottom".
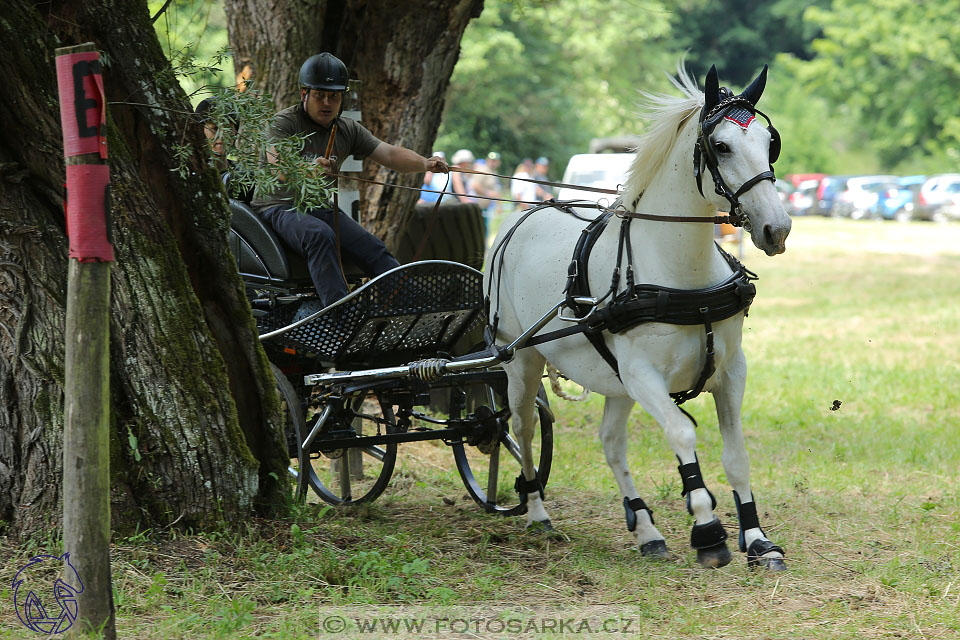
[{"left": 251, "top": 52, "right": 448, "bottom": 318}]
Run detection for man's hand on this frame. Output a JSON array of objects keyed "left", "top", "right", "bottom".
[
  {"left": 426, "top": 155, "right": 449, "bottom": 173},
  {"left": 314, "top": 156, "right": 337, "bottom": 174}
]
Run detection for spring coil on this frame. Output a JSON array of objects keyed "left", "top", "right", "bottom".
[{"left": 410, "top": 358, "right": 448, "bottom": 382}]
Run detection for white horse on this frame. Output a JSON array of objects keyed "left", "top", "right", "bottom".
[{"left": 484, "top": 63, "right": 791, "bottom": 569}]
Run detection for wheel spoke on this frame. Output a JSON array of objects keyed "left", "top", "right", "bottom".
[
  {"left": 501, "top": 433, "right": 523, "bottom": 464},
  {"left": 337, "top": 455, "right": 353, "bottom": 502},
  {"left": 485, "top": 441, "right": 501, "bottom": 505},
  {"left": 275, "top": 365, "right": 397, "bottom": 507},
  {"left": 362, "top": 445, "right": 387, "bottom": 461},
  {"left": 452, "top": 379, "right": 553, "bottom": 515}
]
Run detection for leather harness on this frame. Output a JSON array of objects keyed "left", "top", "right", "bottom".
[{"left": 560, "top": 206, "right": 757, "bottom": 404}]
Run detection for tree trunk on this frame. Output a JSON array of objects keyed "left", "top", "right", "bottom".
[
  {"left": 0, "top": 0, "right": 286, "bottom": 539},
  {"left": 224, "top": 0, "right": 483, "bottom": 249}
]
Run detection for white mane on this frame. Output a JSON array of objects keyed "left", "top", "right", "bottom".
[{"left": 620, "top": 63, "right": 704, "bottom": 207}]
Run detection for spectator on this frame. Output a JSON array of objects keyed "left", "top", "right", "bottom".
[
  {"left": 510, "top": 158, "right": 538, "bottom": 210},
  {"left": 533, "top": 156, "right": 554, "bottom": 200},
  {"left": 470, "top": 152, "right": 503, "bottom": 214},
  {"left": 450, "top": 149, "right": 476, "bottom": 203},
  {"left": 469, "top": 159, "right": 490, "bottom": 210},
  {"left": 418, "top": 170, "right": 441, "bottom": 204}
]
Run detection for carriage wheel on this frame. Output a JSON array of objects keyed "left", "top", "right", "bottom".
[
  {"left": 451, "top": 381, "right": 554, "bottom": 516},
  {"left": 274, "top": 364, "right": 398, "bottom": 506}
]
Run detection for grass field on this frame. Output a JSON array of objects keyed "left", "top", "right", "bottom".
[{"left": 3, "top": 217, "right": 960, "bottom": 639}]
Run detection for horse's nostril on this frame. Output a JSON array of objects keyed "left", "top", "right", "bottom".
[{"left": 763, "top": 225, "right": 775, "bottom": 247}]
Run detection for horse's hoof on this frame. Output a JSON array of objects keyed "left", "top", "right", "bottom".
[
  {"left": 525, "top": 519, "right": 553, "bottom": 532},
  {"left": 749, "top": 554, "right": 787, "bottom": 571},
  {"left": 746, "top": 539, "right": 786, "bottom": 571},
  {"left": 640, "top": 539, "right": 670, "bottom": 559},
  {"left": 696, "top": 542, "right": 732, "bottom": 569}
]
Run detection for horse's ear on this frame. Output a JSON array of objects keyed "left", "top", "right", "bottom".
[
  {"left": 740, "top": 64, "right": 768, "bottom": 106},
  {"left": 703, "top": 65, "right": 719, "bottom": 114}
]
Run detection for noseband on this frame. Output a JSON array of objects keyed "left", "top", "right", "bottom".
[{"left": 693, "top": 93, "right": 779, "bottom": 228}]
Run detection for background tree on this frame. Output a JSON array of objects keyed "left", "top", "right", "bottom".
[
  {"left": 669, "top": 0, "right": 830, "bottom": 86},
  {"left": 436, "top": 0, "right": 674, "bottom": 177},
  {"left": 224, "top": 0, "right": 483, "bottom": 247},
  {"left": 0, "top": 0, "right": 286, "bottom": 538},
  {"left": 781, "top": 0, "right": 960, "bottom": 171}
]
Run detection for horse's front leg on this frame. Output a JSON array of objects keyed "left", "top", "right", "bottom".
[
  {"left": 503, "top": 349, "right": 552, "bottom": 529},
  {"left": 713, "top": 350, "right": 787, "bottom": 570},
  {"left": 621, "top": 365, "right": 731, "bottom": 568},
  {"left": 599, "top": 396, "right": 669, "bottom": 558}
]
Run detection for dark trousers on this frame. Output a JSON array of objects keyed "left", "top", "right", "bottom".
[{"left": 259, "top": 205, "right": 399, "bottom": 306}]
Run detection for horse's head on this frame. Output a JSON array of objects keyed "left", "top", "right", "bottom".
[{"left": 696, "top": 65, "right": 791, "bottom": 255}]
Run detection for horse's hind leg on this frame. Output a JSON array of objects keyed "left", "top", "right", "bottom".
[
  {"left": 713, "top": 351, "right": 786, "bottom": 570},
  {"left": 599, "top": 396, "right": 669, "bottom": 558},
  {"left": 621, "top": 367, "right": 731, "bottom": 568},
  {"left": 503, "top": 349, "right": 552, "bottom": 529}
]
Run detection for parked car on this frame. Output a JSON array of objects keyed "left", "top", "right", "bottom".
[
  {"left": 557, "top": 153, "right": 634, "bottom": 203},
  {"left": 833, "top": 175, "right": 897, "bottom": 219},
  {"left": 787, "top": 179, "right": 819, "bottom": 216},
  {"left": 782, "top": 173, "right": 826, "bottom": 189},
  {"left": 775, "top": 179, "right": 794, "bottom": 207},
  {"left": 809, "top": 175, "right": 853, "bottom": 216},
  {"left": 934, "top": 194, "right": 960, "bottom": 222},
  {"left": 914, "top": 174, "right": 960, "bottom": 221},
  {"left": 870, "top": 175, "right": 926, "bottom": 221}
]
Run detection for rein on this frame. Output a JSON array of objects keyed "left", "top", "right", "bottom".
[
  {"left": 448, "top": 166, "right": 621, "bottom": 196},
  {"left": 323, "top": 169, "right": 738, "bottom": 225}
]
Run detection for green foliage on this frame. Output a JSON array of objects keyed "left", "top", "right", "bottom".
[
  {"left": 761, "top": 60, "right": 883, "bottom": 176},
  {"left": 785, "top": 0, "right": 960, "bottom": 171},
  {"left": 338, "top": 547, "right": 439, "bottom": 602},
  {"left": 148, "top": 1, "right": 334, "bottom": 210},
  {"left": 199, "top": 87, "right": 336, "bottom": 209},
  {"left": 148, "top": 0, "right": 232, "bottom": 102},
  {"left": 670, "top": 0, "right": 831, "bottom": 86},
  {"left": 148, "top": 0, "right": 959, "bottom": 192},
  {"left": 437, "top": 0, "right": 674, "bottom": 177},
  {"left": 211, "top": 597, "right": 256, "bottom": 638}
]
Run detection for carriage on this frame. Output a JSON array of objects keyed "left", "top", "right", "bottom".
[{"left": 230, "top": 198, "right": 554, "bottom": 512}]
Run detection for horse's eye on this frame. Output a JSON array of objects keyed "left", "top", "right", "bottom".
[{"left": 714, "top": 141, "right": 731, "bottom": 154}]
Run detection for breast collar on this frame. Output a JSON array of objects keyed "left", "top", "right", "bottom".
[{"left": 563, "top": 209, "right": 758, "bottom": 404}]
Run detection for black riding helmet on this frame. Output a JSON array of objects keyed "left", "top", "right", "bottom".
[{"left": 298, "top": 53, "right": 349, "bottom": 91}]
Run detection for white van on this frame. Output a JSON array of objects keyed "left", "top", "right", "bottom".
[{"left": 558, "top": 153, "right": 634, "bottom": 203}]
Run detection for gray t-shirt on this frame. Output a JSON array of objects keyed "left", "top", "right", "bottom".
[{"left": 251, "top": 104, "right": 381, "bottom": 212}]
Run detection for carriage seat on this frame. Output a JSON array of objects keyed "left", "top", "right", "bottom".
[
  {"left": 228, "top": 199, "right": 365, "bottom": 287},
  {"left": 229, "top": 199, "right": 311, "bottom": 284}
]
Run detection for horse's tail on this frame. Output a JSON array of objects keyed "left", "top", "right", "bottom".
[{"left": 546, "top": 362, "right": 591, "bottom": 402}]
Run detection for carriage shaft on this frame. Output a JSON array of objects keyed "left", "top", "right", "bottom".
[{"left": 315, "top": 424, "right": 477, "bottom": 449}]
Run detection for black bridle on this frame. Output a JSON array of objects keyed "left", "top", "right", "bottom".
[{"left": 693, "top": 92, "right": 780, "bottom": 229}]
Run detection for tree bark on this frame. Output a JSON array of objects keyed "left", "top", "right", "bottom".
[
  {"left": 224, "top": 0, "right": 484, "bottom": 249},
  {"left": 0, "top": 0, "right": 286, "bottom": 539}
]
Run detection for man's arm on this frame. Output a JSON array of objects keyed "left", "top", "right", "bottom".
[{"left": 369, "top": 142, "right": 448, "bottom": 174}]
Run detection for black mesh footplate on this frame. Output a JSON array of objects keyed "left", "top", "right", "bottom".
[{"left": 257, "top": 261, "right": 485, "bottom": 368}]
